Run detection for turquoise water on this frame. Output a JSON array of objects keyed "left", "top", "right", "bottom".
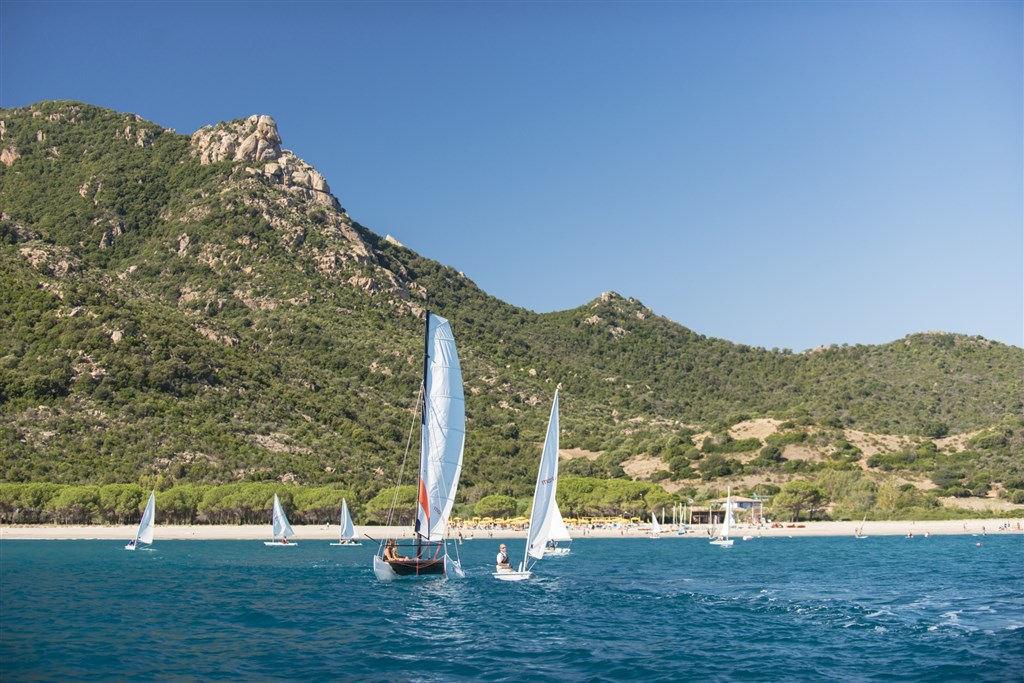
[{"left": 2, "top": 535, "right": 1021, "bottom": 682}]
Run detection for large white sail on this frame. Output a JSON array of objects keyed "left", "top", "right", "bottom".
[
  {"left": 339, "top": 498, "right": 356, "bottom": 541},
  {"left": 525, "top": 390, "right": 560, "bottom": 562},
  {"left": 272, "top": 494, "right": 295, "bottom": 539},
  {"left": 416, "top": 314, "right": 466, "bottom": 543},
  {"left": 136, "top": 491, "right": 156, "bottom": 545}
]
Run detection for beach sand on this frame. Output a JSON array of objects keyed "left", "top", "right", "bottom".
[{"left": 2, "top": 518, "right": 1020, "bottom": 541}]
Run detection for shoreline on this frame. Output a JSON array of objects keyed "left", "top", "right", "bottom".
[{"left": 2, "top": 518, "right": 1021, "bottom": 541}]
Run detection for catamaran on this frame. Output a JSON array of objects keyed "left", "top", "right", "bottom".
[
  {"left": 125, "top": 491, "right": 155, "bottom": 551},
  {"left": 373, "top": 312, "right": 466, "bottom": 580},
  {"left": 494, "top": 389, "right": 561, "bottom": 581},
  {"left": 330, "top": 498, "right": 361, "bottom": 546},
  {"left": 710, "top": 488, "right": 734, "bottom": 547},
  {"left": 265, "top": 493, "right": 298, "bottom": 546}
]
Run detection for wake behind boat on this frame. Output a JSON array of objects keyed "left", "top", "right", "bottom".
[
  {"left": 373, "top": 311, "right": 466, "bottom": 580},
  {"left": 265, "top": 493, "right": 298, "bottom": 546}
]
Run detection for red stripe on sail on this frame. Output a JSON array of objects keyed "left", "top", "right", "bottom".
[{"left": 418, "top": 480, "right": 430, "bottom": 533}]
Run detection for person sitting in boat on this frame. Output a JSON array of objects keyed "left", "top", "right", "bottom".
[
  {"left": 383, "top": 539, "right": 406, "bottom": 562},
  {"left": 495, "top": 543, "right": 511, "bottom": 570},
  {"left": 127, "top": 539, "right": 135, "bottom": 548}
]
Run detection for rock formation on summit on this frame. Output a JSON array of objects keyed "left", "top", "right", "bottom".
[{"left": 191, "top": 114, "right": 340, "bottom": 211}]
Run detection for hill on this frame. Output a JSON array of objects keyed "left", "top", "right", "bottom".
[{"left": 1, "top": 101, "right": 1021, "bottom": 520}]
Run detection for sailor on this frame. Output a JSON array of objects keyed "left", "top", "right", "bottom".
[
  {"left": 383, "top": 539, "right": 406, "bottom": 562},
  {"left": 495, "top": 543, "right": 510, "bottom": 570}
]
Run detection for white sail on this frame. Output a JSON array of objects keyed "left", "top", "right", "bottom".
[
  {"left": 415, "top": 313, "right": 466, "bottom": 543},
  {"left": 525, "top": 390, "right": 561, "bottom": 563},
  {"left": 650, "top": 510, "right": 662, "bottom": 535},
  {"left": 272, "top": 494, "right": 295, "bottom": 539},
  {"left": 547, "top": 502, "right": 572, "bottom": 543},
  {"left": 710, "top": 488, "right": 734, "bottom": 547},
  {"left": 135, "top": 491, "right": 156, "bottom": 546},
  {"left": 339, "top": 498, "right": 356, "bottom": 541},
  {"left": 720, "top": 497, "right": 732, "bottom": 538}
]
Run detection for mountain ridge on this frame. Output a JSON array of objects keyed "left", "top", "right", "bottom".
[{"left": 1, "top": 101, "right": 1020, "bottom": 509}]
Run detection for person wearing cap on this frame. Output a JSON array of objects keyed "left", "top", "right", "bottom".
[{"left": 495, "top": 543, "right": 511, "bottom": 570}]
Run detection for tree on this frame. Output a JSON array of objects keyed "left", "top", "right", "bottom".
[
  {"left": 473, "top": 494, "right": 517, "bottom": 519},
  {"left": 771, "top": 481, "right": 823, "bottom": 522},
  {"left": 364, "top": 485, "right": 417, "bottom": 524}
]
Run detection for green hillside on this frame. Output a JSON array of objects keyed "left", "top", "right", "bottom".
[{"left": 1, "top": 101, "right": 1021, "bottom": 522}]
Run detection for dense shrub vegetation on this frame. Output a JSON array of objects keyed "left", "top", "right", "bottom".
[{"left": 0, "top": 102, "right": 1021, "bottom": 520}]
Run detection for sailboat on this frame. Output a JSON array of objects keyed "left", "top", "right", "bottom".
[
  {"left": 125, "top": 491, "right": 155, "bottom": 551},
  {"left": 264, "top": 493, "right": 298, "bottom": 546},
  {"left": 373, "top": 312, "right": 466, "bottom": 580},
  {"left": 543, "top": 501, "right": 572, "bottom": 556},
  {"left": 330, "top": 498, "right": 362, "bottom": 546},
  {"left": 494, "top": 389, "right": 561, "bottom": 581},
  {"left": 649, "top": 510, "right": 663, "bottom": 537},
  {"left": 709, "top": 488, "right": 734, "bottom": 547},
  {"left": 855, "top": 514, "right": 868, "bottom": 539}
]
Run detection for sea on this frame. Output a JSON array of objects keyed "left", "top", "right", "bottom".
[{"left": 1, "top": 534, "right": 1022, "bottom": 682}]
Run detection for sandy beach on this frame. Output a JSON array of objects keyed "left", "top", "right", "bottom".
[{"left": 2, "top": 518, "right": 1020, "bottom": 541}]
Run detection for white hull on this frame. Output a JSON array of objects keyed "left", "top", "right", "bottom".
[
  {"left": 543, "top": 547, "right": 571, "bottom": 556},
  {"left": 124, "top": 544, "right": 136, "bottom": 551},
  {"left": 855, "top": 535, "right": 869, "bottom": 539},
  {"left": 710, "top": 539, "right": 734, "bottom": 547},
  {"left": 373, "top": 555, "right": 399, "bottom": 581},
  {"left": 330, "top": 541, "right": 362, "bottom": 546},
  {"left": 264, "top": 541, "right": 298, "bottom": 546},
  {"left": 493, "top": 568, "right": 531, "bottom": 582}
]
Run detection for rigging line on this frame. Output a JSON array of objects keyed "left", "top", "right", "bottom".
[{"left": 384, "top": 381, "right": 424, "bottom": 529}]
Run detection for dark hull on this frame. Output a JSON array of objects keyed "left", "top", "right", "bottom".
[{"left": 386, "top": 558, "right": 446, "bottom": 576}]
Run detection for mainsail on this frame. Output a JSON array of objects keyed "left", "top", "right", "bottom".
[
  {"left": 271, "top": 494, "right": 295, "bottom": 540},
  {"left": 524, "top": 390, "right": 561, "bottom": 563},
  {"left": 547, "top": 502, "right": 572, "bottom": 543},
  {"left": 339, "top": 498, "right": 356, "bottom": 542},
  {"left": 131, "top": 491, "right": 156, "bottom": 548},
  {"left": 415, "top": 313, "right": 466, "bottom": 543}
]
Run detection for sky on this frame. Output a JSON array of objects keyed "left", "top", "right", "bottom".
[{"left": 2, "top": 1, "right": 1021, "bottom": 351}]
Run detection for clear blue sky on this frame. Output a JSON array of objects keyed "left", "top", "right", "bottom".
[{"left": 2, "top": 1, "right": 1021, "bottom": 351}]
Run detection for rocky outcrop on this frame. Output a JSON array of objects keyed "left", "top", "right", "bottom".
[
  {"left": 191, "top": 114, "right": 341, "bottom": 210},
  {"left": 191, "top": 114, "right": 280, "bottom": 164}
]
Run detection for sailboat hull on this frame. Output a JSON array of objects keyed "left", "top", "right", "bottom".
[
  {"left": 492, "top": 568, "right": 531, "bottom": 582},
  {"left": 264, "top": 541, "right": 298, "bottom": 546},
  {"left": 710, "top": 539, "right": 734, "bottom": 547},
  {"left": 330, "top": 541, "right": 362, "bottom": 546},
  {"left": 385, "top": 557, "right": 446, "bottom": 576}
]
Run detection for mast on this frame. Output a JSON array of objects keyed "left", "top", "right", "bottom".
[{"left": 415, "top": 308, "right": 430, "bottom": 557}]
